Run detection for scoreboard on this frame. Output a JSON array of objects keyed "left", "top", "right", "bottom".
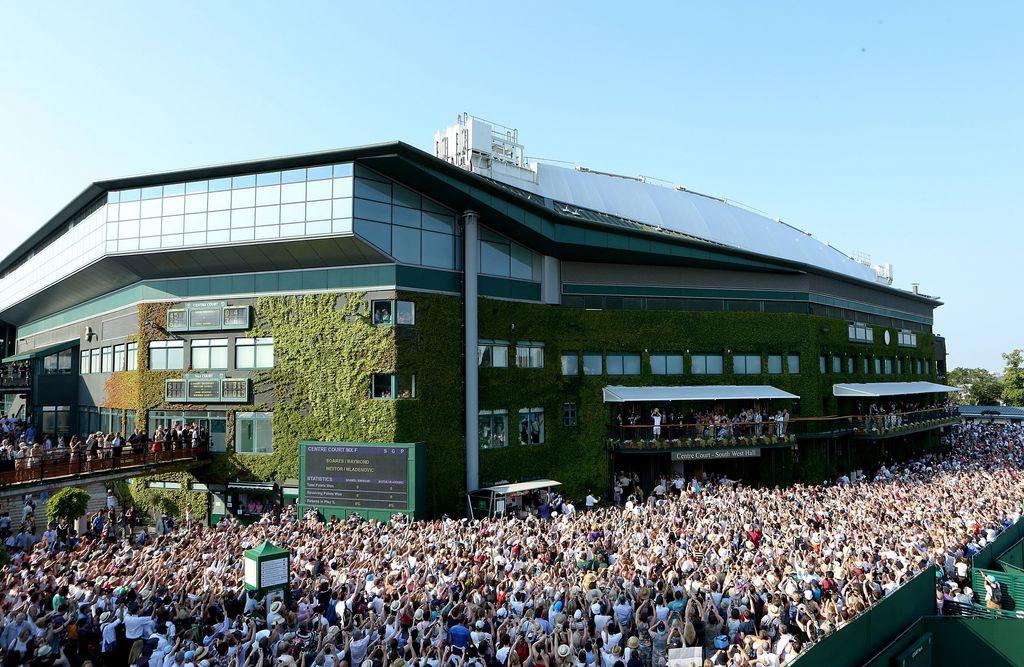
[{"left": 298, "top": 441, "right": 424, "bottom": 520}]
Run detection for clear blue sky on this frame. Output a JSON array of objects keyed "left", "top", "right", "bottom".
[{"left": 0, "top": 2, "right": 1019, "bottom": 371}]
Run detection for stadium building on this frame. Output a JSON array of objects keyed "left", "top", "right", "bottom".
[{"left": 0, "top": 115, "right": 954, "bottom": 520}]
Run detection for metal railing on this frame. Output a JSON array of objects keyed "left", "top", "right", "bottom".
[
  {"left": 852, "top": 407, "right": 960, "bottom": 436},
  {"left": 0, "top": 444, "right": 208, "bottom": 486}
]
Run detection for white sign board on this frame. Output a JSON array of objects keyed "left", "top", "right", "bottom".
[
  {"left": 260, "top": 557, "right": 289, "bottom": 589},
  {"left": 671, "top": 447, "right": 762, "bottom": 461},
  {"left": 244, "top": 557, "right": 258, "bottom": 589}
]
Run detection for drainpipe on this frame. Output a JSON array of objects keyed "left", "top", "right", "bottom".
[{"left": 463, "top": 211, "right": 480, "bottom": 494}]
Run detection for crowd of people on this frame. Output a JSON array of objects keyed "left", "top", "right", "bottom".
[
  {"left": 855, "top": 400, "right": 959, "bottom": 433},
  {"left": 0, "top": 421, "right": 1020, "bottom": 666},
  {"left": 615, "top": 408, "right": 792, "bottom": 441},
  {"left": 0, "top": 416, "right": 209, "bottom": 475}
]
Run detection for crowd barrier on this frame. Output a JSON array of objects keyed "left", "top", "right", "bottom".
[
  {"left": 0, "top": 445, "right": 208, "bottom": 486},
  {"left": 971, "top": 519, "right": 1024, "bottom": 572}
]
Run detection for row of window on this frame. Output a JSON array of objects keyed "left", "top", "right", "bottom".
[
  {"left": 478, "top": 407, "right": 546, "bottom": 449},
  {"left": 478, "top": 340, "right": 545, "bottom": 369},
  {"left": 560, "top": 352, "right": 802, "bottom": 376},
  {"left": 370, "top": 300, "right": 415, "bottom": 326},
  {"left": 80, "top": 343, "right": 139, "bottom": 374},
  {"left": 898, "top": 330, "right": 918, "bottom": 347},
  {"left": 848, "top": 323, "right": 920, "bottom": 349},
  {"left": 819, "top": 355, "right": 932, "bottom": 375},
  {"left": 42, "top": 349, "right": 75, "bottom": 375}
]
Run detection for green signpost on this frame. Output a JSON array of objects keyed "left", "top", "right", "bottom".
[
  {"left": 298, "top": 441, "right": 425, "bottom": 521},
  {"left": 243, "top": 541, "right": 290, "bottom": 598}
]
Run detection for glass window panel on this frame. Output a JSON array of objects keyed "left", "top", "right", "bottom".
[
  {"left": 582, "top": 353, "right": 602, "bottom": 375},
  {"left": 306, "top": 179, "right": 332, "bottom": 201},
  {"left": 208, "top": 229, "right": 229, "bottom": 243},
  {"left": 184, "top": 231, "right": 206, "bottom": 245},
  {"left": 184, "top": 212, "right": 207, "bottom": 232},
  {"left": 393, "top": 206, "right": 421, "bottom": 228},
  {"left": 255, "top": 342, "right": 274, "bottom": 368},
  {"left": 162, "top": 196, "right": 184, "bottom": 216},
  {"left": 185, "top": 180, "right": 208, "bottom": 194},
  {"left": 561, "top": 352, "right": 578, "bottom": 375},
  {"left": 422, "top": 211, "right": 454, "bottom": 234},
  {"left": 231, "top": 208, "right": 255, "bottom": 228},
  {"left": 354, "top": 198, "right": 391, "bottom": 223},
  {"left": 391, "top": 226, "right": 421, "bottom": 264},
  {"left": 281, "top": 168, "right": 305, "bottom": 184},
  {"left": 333, "top": 163, "right": 353, "bottom": 177},
  {"left": 141, "top": 186, "right": 163, "bottom": 200},
  {"left": 421, "top": 230, "right": 454, "bottom": 269},
  {"left": 117, "top": 238, "right": 139, "bottom": 252},
  {"left": 120, "top": 200, "right": 140, "bottom": 219},
  {"left": 306, "top": 220, "right": 330, "bottom": 235},
  {"left": 354, "top": 178, "right": 391, "bottom": 203},
  {"left": 255, "top": 206, "right": 279, "bottom": 226},
  {"left": 119, "top": 189, "right": 141, "bottom": 202},
  {"left": 606, "top": 354, "right": 623, "bottom": 375},
  {"left": 143, "top": 218, "right": 164, "bottom": 237},
  {"left": 162, "top": 215, "right": 184, "bottom": 234},
  {"left": 280, "top": 202, "right": 304, "bottom": 224},
  {"left": 232, "top": 175, "right": 256, "bottom": 188},
  {"left": 207, "top": 210, "right": 230, "bottom": 230},
  {"left": 332, "top": 177, "right": 353, "bottom": 198},
  {"left": 107, "top": 191, "right": 120, "bottom": 204},
  {"left": 280, "top": 222, "right": 304, "bottom": 237},
  {"left": 767, "top": 355, "right": 783, "bottom": 374},
  {"left": 392, "top": 184, "right": 421, "bottom": 208},
  {"left": 354, "top": 219, "right": 391, "bottom": 252},
  {"left": 307, "top": 165, "right": 332, "bottom": 181},
  {"left": 184, "top": 193, "right": 207, "bottom": 213},
  {"left": 209, "top": 177, "right": 232, "bottom": 192},
  {"left": 163, "top": 183, "right": 185, "bottom": 197},
  {"left": 510, "top": 243, "right": 533, "bottom": 280},
  {"left": 140, "top": 198, "right": 162, "bottom": 218},
  {"left": 623, "top": 354, "right": 641, "bottom": 375},
  {"left": 106, "top": 203, "right": 120, "bottom": 222},
  {"left": 139, "top": 236, "right": 161, "bottom": 249},
  {"left": 332, "top": 218, "right": 352, "bottom": 234},
  {"left": 161, "top": 234, "right": 184, "bottom": 247},
  {"left": 280, "top": 182, "right": 305, "bottom": 203},
  {"left": 255, "top": 185, "right": 280, "bottom": 206},
  {"left": 256, "top": 172, "right": 281, "bottom": 186},
  {"left": 208, "top": 191, "right": 231, "bottom": 210},
  {"left": 332, "top": 198, "right": 352, "bottom": 219},
  {"left": 236, "top": 344, "right": 255, "bottom": 369},
  {"left": 306, "top": 200, "right": 331, "bottom": 221},
  {"left": 254, "top": 226, "right": 279, "bottom": 240},
  {"left": 230, "top": 227, "right": 255, "bottom": 242},
  {"left": 118, "top": 220, "right": 140, "bottom": 238},
  {"left": 480, "top": 239, "right": 510, "bottom": 277},
  {"left": 231, "top": 188, "right": 255, "bottom": 208}
]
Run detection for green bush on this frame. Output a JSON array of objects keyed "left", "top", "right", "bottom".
[{"left": 47, "top": 487, "right": 91, "bottom": 525}]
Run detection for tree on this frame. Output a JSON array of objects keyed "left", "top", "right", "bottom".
[
  {"left": 47, "top": 487, "right": 90, "bottom": 525},
  {"left": 1001, "top": 350, "right": 1024, "bottom": 407},
  {"left": 948, "top": 367, "right": 1004, "bottom": 406}
]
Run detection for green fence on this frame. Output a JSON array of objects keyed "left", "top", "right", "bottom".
[
  {"left": 997, "top": 535, "right": 1024, "bottom": 573},
  {"left": 971, "top": 520, "right": 1024, "bottom": 571},
  {"left": 972, "top": 567, "right": 1024, "bottom": 612},
  {"left": 793, "top": 566, "right": 937, "bottom": 667},
  {"left": 864, "top": 617, "right": 1024, "bottom": 667}
]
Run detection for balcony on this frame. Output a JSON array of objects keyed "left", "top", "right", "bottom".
[
  {"left": 0, "top": 445, "right": 209, "bottom": 487},
  {"left": 0, "top": 361, "right": 32, "bottom": 391},
  {"left": 851, "top": 407, "right": 960, "bottom": 439}
]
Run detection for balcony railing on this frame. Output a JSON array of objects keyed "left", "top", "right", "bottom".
[
  {"left": 0, "top": 365, "right": 31, "bottom": 389},
  {"left": 851, "top": 407, "right": 960, "bottom": 437},
  {"left": 0, "top": 445, "right": 208, "bottom": 486}
]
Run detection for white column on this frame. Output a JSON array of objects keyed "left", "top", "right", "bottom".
[{"left": 463, "top": 211, "right": 480, "bottom": 493}]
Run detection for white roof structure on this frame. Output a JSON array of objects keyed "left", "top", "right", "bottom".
[
  {"left": 478, "top": 479, "right": 562, "bottom": 495},
  {"left": 493, "top": 162, "right": 880, "bottom": 283},
  {"left": 832, "top": 381, "right": 959, "bottom": 397},
  {"left": 603, "top": 385, "right": 799, "bottom": 403}
]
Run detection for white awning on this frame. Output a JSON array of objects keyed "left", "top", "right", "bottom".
[
  {"left": 602, "top": 385, "right": 799, "bottom": 403},
  {"left": 478, "top": 479, "right": 562, "bottom": 495},
  {"left": 832, "top": 381, "right": 960, "bottom": 398}
]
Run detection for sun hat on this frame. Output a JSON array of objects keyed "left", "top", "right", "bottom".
[
  {"left": 558, "top": 645, "right": 571, "bottom": 658},
  {"left": 270, "top": 600, "right": 283, "bottom": 614},
  {"left": 627, "top": 637, "right": 639, "bottom": 649}
]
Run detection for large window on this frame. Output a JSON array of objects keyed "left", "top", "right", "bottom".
[
  {"left": 101, "top": 346, "right": 113, "bottom": 373},
  {"left": 518, "top": 408, "right": 544, "bottom": 445},
  {"left": 235, "top": 337, "right": 274, "bottom": 369},
  {"left": 848, "top": 322, "right": 874, "bottom": 343},
  {"left": 38, "top": 406, "right": 71, "bottom": 434},
  {"left": 371, "top": 299, "right": 415, "bottom": 326},
  {"left": 90, "top": 348, "right": 101, "bottom": 373},
  {"left": 787, "top": 354, "right": 800, "bottom": 374},
  {"left": 767, "top": 355, "right": 783, "bottom": 375},
  {"left": 515, "top": 341, "right": 545, "bottom": 369},
  {"left": 43, "top": 349, "right": 74, "bottom": 375},
  {"left": 898, "top": 330, "right": 917, "bottom": 347},
  {"left": 236, "top": 412, "right": 273, "bottom": 454},
  {"left": 582, "top": 352, "right": 603, "bottom": 376},
  {"left": 820, "top": 355, "right": 827, "bottom": 374},
  {"left": 884, "top": 358, "right": 893, "bottom": 374},
  {"left": 479, "top": 228, "right": 536, "bottom": 280},
  {"left": 371, "top": 373, "right": 416, "bottom": 399},
  {"left": 149, "top": 340, "right": 185, "bottom": 370},
  {"left": 651, "top": 354, "right": 684, "bottom": 375},
  {"left": 478, "top": 340, "right": 509, "bottom": 368},
  {"left": 733, "top": 354, "right": 761, "bottom": 375},
  {"left": 606, "top": 353, "right": 641, "bottom": 375},
  {"left": 560, "top": 351, "right": 579, "bottom": 376},
  {"left": 692, "top": 354, "right": 723, "bottom": 375},
  {"left": 874, "top": 358, "right": 882, "bottom": 374},
  {"left": 832, "top": 356, "right": 841, "bottom": 374},
  {"left": 127, "top": 341, "right": 138, "bottom": 371},
  {"left": 113, "top": 344, "right": 127, "bottom": 372},
  {"left": 478, "top": 410, "right": 508, "bottom": 450},
  {"left": 563, "top": 402, "right": 578, "bottom": 427},
  {"left": 191, "top": 338, "right": 228, "bottom": 370},
  {"left": 80, "top": 350, "right": 90, "bottom": 375}
]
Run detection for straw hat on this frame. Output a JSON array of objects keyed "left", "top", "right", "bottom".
[{"left": 557, "top": 645, "right": 571, "bottom": 658}]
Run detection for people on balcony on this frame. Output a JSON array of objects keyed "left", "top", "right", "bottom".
[
  {"left": 855, "top": 399, "right": 959, "bottom": 433},
  {"left": 615, "top": 406, "right": 792, "bottom": 443}
]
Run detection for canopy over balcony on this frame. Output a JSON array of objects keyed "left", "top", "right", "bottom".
[
  {"left": 832, "top": 381, "right": 959, "bottom": 398},
  {"left": 602, "top": 385, "right": 799, "bottom": 403}
]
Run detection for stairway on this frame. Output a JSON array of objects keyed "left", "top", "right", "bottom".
[{"left": 1, "top": 481, "right": 112, "bottom": 535}]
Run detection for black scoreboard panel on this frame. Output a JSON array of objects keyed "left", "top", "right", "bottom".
[
  {"left": 302, "top": 445, "right": 409, "bottom": 510},
  {"left": 188, "top": 307, "right": 222, "bottom": 329},
  {"left": 186, "top": 379, "right": 221, "bottom": 401}
]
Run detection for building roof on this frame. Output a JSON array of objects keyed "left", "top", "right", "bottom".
[
  {"left": 478, "top": 479, "right": 562, "bottom": 495},
  {"left": 491, "top": 162, "right": 881, "bottom": 283},
  {"left": 958, "top": 405, "right": 1024, "bottom": 417},
  {"left": 602, "top": 385, "right": 799, "bottom": 402},
  {"left": 832, "top": 381, "right": 959, "bottom": 397}
]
